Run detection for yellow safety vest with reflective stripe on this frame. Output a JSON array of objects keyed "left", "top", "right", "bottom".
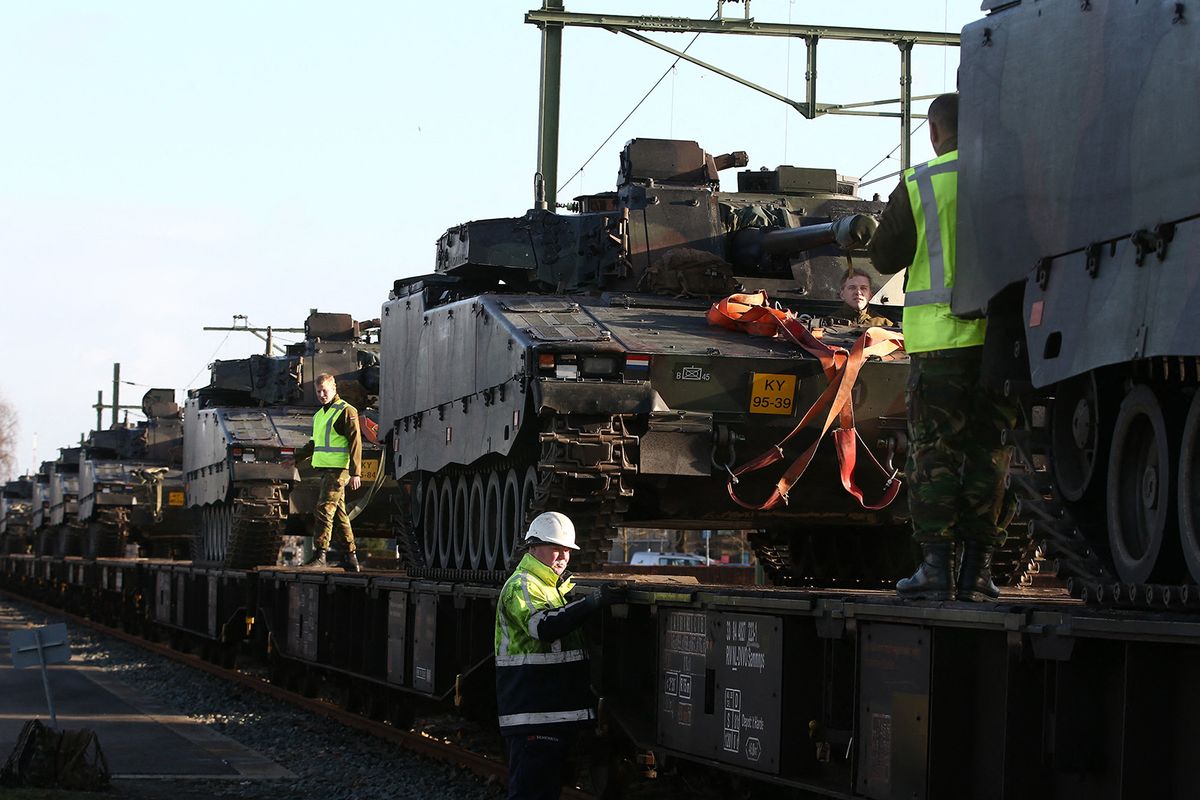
[
  {"left": 311, "top": 400, "right": 351, "bottom": 469},
  {"left": 494, "top": 553, "right": 594, "bottom": 734},
  {"left": 902, "top": 150, "right": 987, "bottom": 354}
]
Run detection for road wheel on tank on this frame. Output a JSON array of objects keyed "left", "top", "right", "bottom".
[
  {"left": 421, "top": 477, "right": 439, "bottom": 567},
  {"left": 466, "top": 473, "right": 486, "bottom": 569},
  {"left": 520, "top": 466, "right": 538, "bottom": 530},
  {"left": 1178, "top": 391, "right": 1200, "bottom": 585},
  {"left": 501, "top": 467, "right": 523, "bottom": 567},
  {"left": 1051, "top": 372, "right": 1110, "bottom": 503},
  {"left": 436, "top": 476, "right": 454, "bottom": 568},
  {"left": 452, "top": 475, "right": 469, "bottom": 568},
  {"left": 483, "top": 471, "right": 502, "bottom": 570},
  {"left": 1106, "top": 385, "right": 1182, "bottom": 584}
]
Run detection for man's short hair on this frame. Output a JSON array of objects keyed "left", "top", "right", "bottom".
[
  {"left": 928, "top": 93, "right": 958, "bottom": 139},
  {"left": 316, "top": 373, "right": 336, "bottom": 387},
  {"left": 840, "top": 268, "right": 874, "bottom": 291}
]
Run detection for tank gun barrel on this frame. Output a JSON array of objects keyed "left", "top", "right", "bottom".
[
  {"left": 733, "top": 213, "right": 878, "bottom": 273},
  {"left": 761, "top": 214, "right": 878, "bottom": 254}
]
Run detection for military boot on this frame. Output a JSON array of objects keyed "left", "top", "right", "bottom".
[
  {"left": 344, "top": 551, "right": 361, "bottom": 573},
  {"left": 305, "top": 548, "right": 328, "bottom": 568},
  {"left": 896, "top": 543, "right": 953, "bottom": 601},
  {"left": 956, "top": 541, "right": 1000, "bottom": 602}
]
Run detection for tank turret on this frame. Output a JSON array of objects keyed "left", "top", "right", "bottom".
[{"left": 433, "top": 138, "right": 884, "bottom": 302}]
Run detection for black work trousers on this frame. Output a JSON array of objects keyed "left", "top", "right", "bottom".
[{"left": 505, "top": 731, "right": 573, "bottom": 800}]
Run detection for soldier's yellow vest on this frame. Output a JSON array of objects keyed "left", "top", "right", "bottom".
[
  {"left": 901, "top": 150, "right": 986, "bottom": 354},
  {"left": 312, "top": 400, "right": 351, "bottom": 469}
]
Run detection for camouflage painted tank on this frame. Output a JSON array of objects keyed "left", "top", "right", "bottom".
[
  {"left": 0, "top": 476, "right": 34, "bottom": 554},
  {"left": 184, "top": 311, "right": 397, "bottom": 568},
  {"left": 380, "top": 138, "right": 913, "bottom": 584},
  {"left": 76, "top": 388, "right": 194, "bottom": 559}
]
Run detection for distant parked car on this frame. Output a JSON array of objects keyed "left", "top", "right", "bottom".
[{"left": 630, "top": 551, "right": 710, "bottom": 567}]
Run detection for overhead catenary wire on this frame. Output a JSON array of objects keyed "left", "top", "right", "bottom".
[
  {"left": 556, "top": 15, "right": 715, "bottom": 195},
  {"left": 858, "top": 118, "right": 929, "bottom": 188},
  {"left": 186, "top": 331, "right": 231, "bottom": 390}
]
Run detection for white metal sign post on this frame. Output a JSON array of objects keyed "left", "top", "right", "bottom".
[{"left": 9, "top": 623, "right": 71, "bottom": 730}]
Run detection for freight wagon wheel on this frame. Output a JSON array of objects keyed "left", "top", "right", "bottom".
[
  {"left": 436, "top": 476, "right": 455, "bottom": 568},
  {"left": 482, "top": 471, "right": 502, "bottom": 570},
  {"left": 467, "top": 474, "right": 485, "bottom": 570},
  {"left": 501, "top": 468, "right": 523, "bottom": 566},
  {"left": 1106, "top": 385, "right": 1182, "bottom": 584},
  {"left": 1051, "top": 372, "right": 1107, "bottom": 502},
  {"left": 1178, "top": 392, "right": 1200, "bottom": 584},
  {"left": 452, "top": 475, "right": 470, "bottom": 568},
  {"left": 422, "top": 478, "right": 439, "bottom": 566}
]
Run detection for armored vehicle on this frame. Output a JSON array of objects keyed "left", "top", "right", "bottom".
[
  {"left": 28, "top": 466, "right": 50, "bottom": 550},
  {"left": 184, "top": 311, "right": 395, "bottom": 568},
  {"left": 77, "top": 388, "right": 193, "bottom": 558},
  {"left": 0, "top": 476, "right": 34, "bottom": 554},
  {"left": 381, "top": 138, "right": 912, "bottom": 583},
  {"left": 955, "top": 0, "right": 1200, "bottom": 591},
  {"left": 46, "top": 447, "right": 82, "bottom": 556}
]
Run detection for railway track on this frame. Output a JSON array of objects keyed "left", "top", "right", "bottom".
[{"left": 0, "top": 586, "right": 590, "bottom": 800}]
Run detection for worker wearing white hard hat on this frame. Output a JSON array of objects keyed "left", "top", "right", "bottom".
[{"left": 494, "top": 511, "right": 625, "bottom": 799}]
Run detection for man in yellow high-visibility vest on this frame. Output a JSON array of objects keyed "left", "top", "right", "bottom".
[
  {"left": 298, "top": 373, "right": 362, "bottom": 571},
  {"left": 867, "top": 93, "right": 1018, "bottom": 602}
]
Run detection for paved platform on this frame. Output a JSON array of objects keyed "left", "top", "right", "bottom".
[{"left": 0, "top": 603, "right": 292, "bottom": 779}]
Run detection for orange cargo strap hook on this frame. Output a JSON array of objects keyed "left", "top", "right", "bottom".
[{"left": 706, "top": 292, "right": 905, "bottom": 512}]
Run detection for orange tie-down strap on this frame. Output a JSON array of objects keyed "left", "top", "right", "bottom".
[{"left": 706, "top": 292, "right": 907, "bottom": 511}]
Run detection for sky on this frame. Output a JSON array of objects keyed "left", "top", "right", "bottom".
[{"left": 0, "top": 0, "right": 982, "bottom": 478}]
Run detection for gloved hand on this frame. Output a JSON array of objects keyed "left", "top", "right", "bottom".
[{"left": 597, "top": 583, "right": 630, "bottom": 607}]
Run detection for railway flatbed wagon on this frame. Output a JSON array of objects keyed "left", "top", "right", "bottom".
[{"left": 4, "top": 553, "right": 1200, "bottom": 799}]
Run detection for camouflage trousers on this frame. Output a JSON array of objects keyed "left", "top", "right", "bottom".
[
  {"left": 905, "top": 348, "right": 1019, "bottom": 546},
  {"left": 313, "top": 468, "right": 355, "bottom": 551}
]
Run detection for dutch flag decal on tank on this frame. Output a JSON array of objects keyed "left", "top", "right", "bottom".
[{"left": 625, "top": 354, "right": 650, "bottom": 373}]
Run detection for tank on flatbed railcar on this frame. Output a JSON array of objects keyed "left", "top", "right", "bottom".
[
  {"left": 381, "top": 138, "right": 916, "bottom": 583},
  {"left": 184, "top": 310, "right": 396, "bottom": 568},
  {"left": 76, "top": 388, "right": 194, "bottom": 559},
  {"left": 955, "top": 0, "right": 1200, "bottom": 589},
  {"left": 45, "top": 446, "right": 82, "bottom": 556},
  {"left": 0, "top": 476, "right": 34, "bottom": 554}
]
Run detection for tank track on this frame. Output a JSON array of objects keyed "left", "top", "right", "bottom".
[
  {"left": 1003, "top": 392, "right": 1113, "bottom": 595},
  {"left": 747, "top": 526, "right": 915, "bottom": 589},
  {"left": 396, "top": 414, "right": 636, "bottom": 578},
  {"left": 534, "top": 414, "right": 636, "bottom": 573},
  {"left": 1003, "top": 388, "right": 1200, "bottom": 611},
  {"left": 192, "top": 482, "right": 288, "bottom": 569},
  {"left": 226, "top": 483, "right": 289, "bottom": 568},
  {"left": 84, "top": 509, "right": 130, "bottom": 558}
]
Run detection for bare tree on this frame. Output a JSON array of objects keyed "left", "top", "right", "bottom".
[{"left": 0, "top": 393, "right": 17, "bottom": 482}]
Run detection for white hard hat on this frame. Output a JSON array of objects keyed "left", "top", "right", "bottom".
[{"left": 524, "top": 511, "right": 578, "bottom": 550}]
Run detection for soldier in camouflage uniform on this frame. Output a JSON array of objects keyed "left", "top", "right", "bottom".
[{"left": 867, "top": 93, "right": 1018, "bottom": 601}]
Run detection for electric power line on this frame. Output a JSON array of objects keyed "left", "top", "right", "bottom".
[
  {"left": 557, "top": 16, "right": 715, "bottom": 194},
  {"left": 186, "top": 331, "right": 231, "bottom": 389}
]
